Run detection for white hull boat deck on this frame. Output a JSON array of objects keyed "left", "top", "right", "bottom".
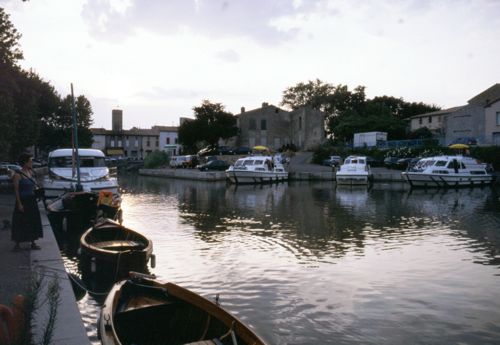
[
  {"left": 335, "top": 156, "right": 373, "bottom": 186},
  {"left": 226, "top": 155, "right": 288, "bottom": 184},
  {"left": 43, "top": 148, "right": 119, "bottom": 198},
  {"left": 401, "top": 155, "right": 494, "bottom": 188}
]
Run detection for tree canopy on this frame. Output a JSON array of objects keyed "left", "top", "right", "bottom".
[
  {"left": 281, "top": 79, "right": 440, "bottom": 142},
  {"left": 178, "top": 100, "right": 238, "bottom": 153},
  {"left": 0, "top": 7, "right": 94, "bottom": 161}
]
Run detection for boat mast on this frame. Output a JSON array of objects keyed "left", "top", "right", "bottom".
[{"left": 71, "top": 83, "right": 82, "bottom": 191}]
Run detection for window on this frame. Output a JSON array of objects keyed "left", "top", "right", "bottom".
[
  {"left": 175, "top": 138, "right": 178, "bottom": 144},
  {"left": 299, "top": 116, "right": 302, "bottom": 129},
  {"left": 167, "top": 137, "right": 170, "bottom": 144},
  {"left": 419, "top": 118, "right": 422, "bottom": 125},
  {"left": 261, "top": 119, "right": 267, "bottom": 130},
  {"left": 496, "top": 112, "right": 500, "bottom": 126},
  {"left": 249, "top": 119, "right": 256, "bottom": 130},
  {"left": 428, "top": 116, "right": 432, "bottom": 123}
]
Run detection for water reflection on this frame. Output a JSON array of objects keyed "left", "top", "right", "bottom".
[{"left": 58, "top": 174, "right": 500, "bottom": 344}]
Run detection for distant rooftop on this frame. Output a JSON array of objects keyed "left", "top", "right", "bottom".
[{"left": 468, "top": 83, "right": 500, "bottom": 106}]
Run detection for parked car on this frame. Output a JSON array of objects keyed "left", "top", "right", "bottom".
[
  {"left": 233, "top": 146, "right": 252, "bottom": 155},
  {"left": 198, "top": 146, "right": 234, "bottom": 156},
  {"left": 384, "top": 156, "right": 400, "bottom": 169},
  {"left": 170, "top": 155, "right": 197, "bottom": 168},
  {"left": 0, "top": 166, "right": 12, "bottom": 185},
  {"left": 322, "top": 155, "right": 342, "bottom": 167},
  {"left": 365, "top": 156, "right": 383, "bottom": 167},
  {"left": 197, "top": 159, "right": 230, "bottom": 171},
  {"left": 396, "top": 157, "right": 421, "bottom": 170}
]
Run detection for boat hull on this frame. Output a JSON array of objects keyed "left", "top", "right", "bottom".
[
  {"left": 99, "top": 275, "right": 267, "bottom": 345},
  {"left": 80, "top": 219, "right": 153, "bottom": 270},
  {"left": 43, "top": 180, "right": 119, "bottom": 198},
  {"left": 402, "top": 172, "right": 494, "bottom": 188},
  {"left": 226, "top": 170, "right": 288, "bottom": 184}
]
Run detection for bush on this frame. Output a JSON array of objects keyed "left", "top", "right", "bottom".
[
  {"left": 144, "top": 150, "right": 170, "bottom": 169},
  {"left": 469, "top": 146, "right": 500, "bottom": 171}
]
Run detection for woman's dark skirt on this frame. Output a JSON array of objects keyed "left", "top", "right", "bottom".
[{"left": 11, "top": 195, "right": 43, "bottom": 243}]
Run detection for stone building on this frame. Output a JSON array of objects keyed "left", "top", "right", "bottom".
[
  {"left": 408, "top": 84, "right": 500, "bottom": 146},
  {"left": 91, "top": 109, "right": 180, "bottom": 158},
  {"left": 234, "top": 102, "right": 325, "bottom": 151},
  {"left": 445, "top": 84, "right": 500, "bottom": 146}
]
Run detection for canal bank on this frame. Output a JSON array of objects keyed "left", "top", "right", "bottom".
[
  {"left": 138, "top": 166, "right": 407, "bottom": 183},
  {"left": 0, "top": 193, "right": 89, "bottom": 345}
]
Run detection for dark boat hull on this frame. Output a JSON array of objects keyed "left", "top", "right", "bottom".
[
  {"left": 80, "top": 219, "right": 153, "bottom": 270},
  {"left": 99, "top": 274, "right": 267, "bottom": 345}
]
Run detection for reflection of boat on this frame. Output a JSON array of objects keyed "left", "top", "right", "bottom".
[
  {"left": 226, "top": 155, "right": 288, "bottom": 184},
  {"left": 335, "top": 185, "right": 369, "bottom": 209},
  {"left": 336, "top": 156, "right": 373, "bottom": 185},
  {"left": 80, "top": 219, "right": 153, "bottom": 269},
  {"left": 99, "top": 273, "right": 267, "bottom": 345},
  {"left": 401, "top": 155, "right": 494, "bottom": 188},
  {"left": 43, "top": 149, "right": 119, "bottom": 198}
]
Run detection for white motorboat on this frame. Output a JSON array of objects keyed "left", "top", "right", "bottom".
[
  {"left": 335, "top": 156, "right": 373, "bottom": 185},
  {"left": 43, "top": 149, "right": 119, "bottom": 198},
  {"left": 401, "top": 155, "right": 494, "bottom": 188},
  {"left": 226, "top": 155, "right": 288, "bottom": 184}
]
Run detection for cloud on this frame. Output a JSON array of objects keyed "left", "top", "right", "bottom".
[
  {"left": 215, "top": 49, "right": 240, "bottom": 63},
  {"left": 81, "top": 0, "right": 322, "bottom": 44},
  {"left": 133, "top": 87, "right": 202, "bottom": 101}
]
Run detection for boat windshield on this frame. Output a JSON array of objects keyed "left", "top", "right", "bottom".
[{"left": 49, "top": 156, "right": 106, "bottom": 168}]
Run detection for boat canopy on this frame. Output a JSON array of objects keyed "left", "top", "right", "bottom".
[{"left": 48, "top": 148, "right": 106, "bottom": 158}]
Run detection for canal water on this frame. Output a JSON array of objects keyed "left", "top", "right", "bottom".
[{"left": 58, "top": 174, "right": 500, "bottom": 345}]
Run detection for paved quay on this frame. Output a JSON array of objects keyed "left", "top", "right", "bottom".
[
  {"left": 0, "top": 192, "right": 90, "bottom": 345},
  {"left": 139, "top": 151, "right": 407, "bottom": 183}
]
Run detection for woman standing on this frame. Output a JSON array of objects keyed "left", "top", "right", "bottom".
[{"left": 11, "top": 153, "right": 43, "bottom": 251}]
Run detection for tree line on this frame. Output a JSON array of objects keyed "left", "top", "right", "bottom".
[{"left": 0, "top": 7, "right": 93, "bottom": 162}]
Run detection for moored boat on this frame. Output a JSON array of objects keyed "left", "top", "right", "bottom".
[
  {"left": 226, "top": 155, "right": 288, "bottom": 184},
  {"left": 401, "top": 155, "right": 494, "bottom": 188},
  {"left": 47, "top": 191, "right": 122, "bottom": 233},
  {"left": 43, "top": 148, "right": 119, "bottom": 198},
  {"left": 335, "top": 156, "right": 373, "bottom": 185},
  {"left": 99, "top": 273, "right": 267, "bottom": 345},
  {"left": 80, "top": 219, "right": 153, "bottom": 270}
]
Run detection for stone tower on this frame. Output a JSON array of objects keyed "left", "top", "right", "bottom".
[{"left": 112, "top": 109, "right": 123, "bottom": 132}]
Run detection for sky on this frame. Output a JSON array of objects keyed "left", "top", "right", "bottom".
[{"left": 2, "top": 0, "right": 500, "bottom": 130}]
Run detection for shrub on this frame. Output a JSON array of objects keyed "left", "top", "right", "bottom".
[{"left": 144, "top": 150, "right": 170, "bottom": 169}]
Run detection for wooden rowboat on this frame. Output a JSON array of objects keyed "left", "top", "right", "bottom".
[
  {"left": 99, "top": 273, "right": 267, "bottom": 345},
  {"left": 80, "top": 219, "right": 153, "bottom": 269}
]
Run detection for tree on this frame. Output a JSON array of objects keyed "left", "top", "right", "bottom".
[
  {"left": 281, "top": 79, "right": 367, "bottom": 136},
  {"left": 0, "top": 7, "right": 23, "bottom": 66},
  {"left": 178, "top": 100, "right": 238, "bottom": 152},
  {"left": 408, "top": 127, "right": 434, "bottom": 139}
]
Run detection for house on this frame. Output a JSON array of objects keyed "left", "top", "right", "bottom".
[
  {"left": 446, "top": 84, "right": 500, "bottom": 146},
  {"left": 409, "top": 106, "right": 464, "bottom": 142},
  {"left": 91, "top": 109, "right": 181, "bottom": 158},
  {"left": 234, "top": 102, "right": 326, "bottom": 151},
  {"left": 408, "top": 84, "right": 500, "bottom": 146}
]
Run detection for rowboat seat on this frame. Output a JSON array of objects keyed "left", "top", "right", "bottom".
[
  {"left": 92, "top": 240, "right": 144, "bottom": 251},
  {"left": 183, "top": 341, "right": 218, "bottom": 345}
]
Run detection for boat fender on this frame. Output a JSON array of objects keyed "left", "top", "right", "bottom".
[
  {"left": 0, "top": 304, "right": 14, "bottom": 345},
  {"left": 90, "top": 257, "right": 97, "bottom": 273},
  {"left": 150, "top": 254, "right": 156, "bottom": 268},
  {"left": 103, "top": 313, "right": 112, "bottom": 331}
]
